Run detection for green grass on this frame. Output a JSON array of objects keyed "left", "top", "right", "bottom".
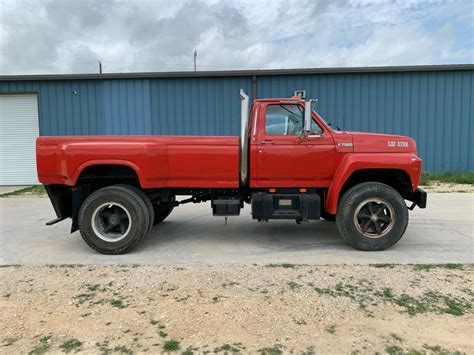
[
  {"left": 163, "top": 340, "right": 180, "bottom": 352},
  {"left": 0, "top": 185, "right": 46, "bottom": 197},
  {"left": 110, "top": 298, "right": 128, "bottom": 309},
  {"left": 412, "top": 264, "right": 463, "bottom": 271},
  {"left": 59, "top": 339, "right": 82, "bottom": 353},
  {"left": 265, "top": 263, "right": 296, "bottom": 269},
  {"left": 2, "top": 337, "right": 18, "bottom": 346},
  {"left": 423, "top": 344, "right": 462, "bottom": 355},
  {"left": 258, "top": 344, "right": 284, "bottom": 354},
  {"left": 385, "top": 345, "right": 404, "bottom": 355},
  {"left": 213, "top": 343, "right": 241, "bottom": 353},
  {"left": 113, "top": 345, "right": 133, "bottom": 354},
  {"left": 370, "top": 263, "right": 397, "bottom": 268},
  {"left": 421, "top": 172, "right": 474, "bottom": 185},
  {"left": 390, "top": 333, "right": 403, "bottom": 342},
  {"left": 28, "top": 336, "right": 52, "bottom": 355},
  {"left": 325, "top": 325, "right": 336, "bottom": 334}
]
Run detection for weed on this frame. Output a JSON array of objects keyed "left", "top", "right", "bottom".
[
  {"left": 222, "top": 281, "right": 240, "bottom": 288},
  {"left": 287, "top": 281, "right": 302, "bottom": 290},
  {"left": 110, "top": 298, "right": 128, "bottom": 309},
  {"left": 413, "top": 264, "right": 463, "bottom": 271},
  {"left": 163, "top": 340, "right": 180, "bottom": 351},
  {"left": 325, "top": 325, "right": 336, "bottom": 334},
  {"left": 59, "top": 339, "right": 83, "bottom": 353},
  {"left": 422, "top": 344, "right": 462, "bottom": 355},
  {"left": 159, "top": 331, "right": 168, "bottom": 338},
  {"left": 314, "top": 287, "right": 335, "bottom": 296},
  {"left": 394, "top": 294, "right": 428, "bottom": 315},
  {"left": 294, "top": 318, "right": 307, "bottom": 325},
  {"left": 175, "top": 295, "right": 191, "bottom": 302},
  {"left": 302, "top": 346, "right": 316, "bottom": 355},
  {"left": 2, "top": 337, "right": 18, "bottom": 346},
  {"left": 315, "top": 279, "right": 472, "bottom": 317},
  {"left": 85, "top": 283, "right": 101, "bottom": 292},
  {"left": 385, "top": 345, "right": 403, "bottom": 355},
  {"left": 370, "top": 263, "right": 397, "bottom": 268},
  {"left": 150, "top": 319, "right": 160, "bottom": 325},
  {"left": 214, "top": 343, "right": 240, "bottom": 353},
  {"left": 73, "top": 292, "right": 97, "bottom": 304},
  {"left": 114, "top": 345, "right": 133, "bottom": 354},
  {"left": 390, "top": 333, "right": 403, "bottom": 342},
  {"left": 28, "top": 335, "right": 52, "bottom": 355},
  {"left": 265, "top": 263, "right": 295, "bottom": 268},
  {"left": 258, "top": 344, "right": 284, "bottom": 354}
]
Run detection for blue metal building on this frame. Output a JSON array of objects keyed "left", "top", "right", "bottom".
[{"left": 0, "top": 64, "right": 473, "bottom": 174}]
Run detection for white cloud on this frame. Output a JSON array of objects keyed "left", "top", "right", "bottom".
[{"left": 0, "top": 0, "right": 472, "bottom": 75}]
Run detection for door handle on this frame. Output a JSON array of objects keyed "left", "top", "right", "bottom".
[{"left": 260, "top": 140, "right": 274, "bottom": 145}]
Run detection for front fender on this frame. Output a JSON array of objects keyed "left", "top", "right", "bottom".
[{"left": 325, "top": 153, "right": 422, "bottom": 214}]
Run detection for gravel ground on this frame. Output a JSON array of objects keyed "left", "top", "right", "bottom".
[{"left": 1, "top": 264, "right": 473, "bottom": 354}]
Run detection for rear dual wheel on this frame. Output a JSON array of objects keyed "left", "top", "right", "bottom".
[{"left": 78, "top": 185, "right": 153, "bottom": 255}]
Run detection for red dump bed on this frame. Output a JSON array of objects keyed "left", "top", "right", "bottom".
[{"left": 36, "top": 136, "right": 240, "bottom": 189}]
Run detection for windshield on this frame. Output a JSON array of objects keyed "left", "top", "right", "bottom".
[{"left": 312, "top": 109, "right": 330, "bottom": 129}]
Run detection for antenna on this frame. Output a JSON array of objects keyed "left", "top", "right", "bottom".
[{"left": 193, "top": 50, "right": 197, "bottom": 72}]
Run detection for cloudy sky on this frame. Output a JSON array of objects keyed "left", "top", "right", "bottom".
[{"left": 0, "top": 0, "right": 472, "bottom": 75}]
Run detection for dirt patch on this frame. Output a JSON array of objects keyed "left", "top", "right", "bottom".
[{"left": 1, "top": 264, "right": 473, "bottom": 354}]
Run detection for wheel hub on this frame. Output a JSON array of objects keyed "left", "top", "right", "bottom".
[
  {"left": 91, "top": 202, "right": 132, "bottom": 242},
  {"left": 353, "top": 198, "right": 395, "bottom": 239},
  {"left": 108, "top": 214, "right": 120, "bottom": 226}
]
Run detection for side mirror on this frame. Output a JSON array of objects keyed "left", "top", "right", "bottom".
[{"left": 304, "top": 100, "right": 312, "bottom": 133}]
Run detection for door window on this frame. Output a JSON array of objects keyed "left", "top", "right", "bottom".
[{"left": 265, "top": 104, "right": 321, "bottom": 135}]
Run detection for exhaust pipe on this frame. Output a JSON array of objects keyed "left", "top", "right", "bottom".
[{"left": 240, "top": 89, "right": 250, "bottom": 186}]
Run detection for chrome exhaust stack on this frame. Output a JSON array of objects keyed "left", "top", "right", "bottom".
[{"left": 240, "top": 89, "right": 250, "bottom": 186}]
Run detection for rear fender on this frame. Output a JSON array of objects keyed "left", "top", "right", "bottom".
[{"left": 68, "top": 160, "right": 145, "bottom": 187}]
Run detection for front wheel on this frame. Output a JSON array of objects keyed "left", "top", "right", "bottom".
[
  {"left": 336, "top": 182, "right": 408, "bottom": 251},
  {"left": 78, "top": 185, "right": 151, "bottom": 254}
]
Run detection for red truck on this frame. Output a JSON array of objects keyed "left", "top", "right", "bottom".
[{"left": 36, "top": 90, "right": 426, "bottom": 254}]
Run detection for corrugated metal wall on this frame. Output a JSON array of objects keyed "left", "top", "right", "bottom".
[{"left": 0, "top": 69, "right": 472, "bottom": 172}]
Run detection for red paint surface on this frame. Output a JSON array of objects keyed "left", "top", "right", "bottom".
[{"left": 37, "top": 97, "right": 423, "bottom": 212}]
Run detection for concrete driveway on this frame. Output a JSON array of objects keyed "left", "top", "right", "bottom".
[{"left": 0, "top": 193, "right": 472, "bottom": 265}]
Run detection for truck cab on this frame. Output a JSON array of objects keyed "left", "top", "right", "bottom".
[{"left": 37, "top": 90, "right": 427, "bottom": 254}]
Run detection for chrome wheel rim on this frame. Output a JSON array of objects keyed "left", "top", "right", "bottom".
[
  {"left": 91, "top": 202, "right": 131, "bottom": 242},
  {"left": 353, "top": 198, "right": 395, "bottom": 239}
]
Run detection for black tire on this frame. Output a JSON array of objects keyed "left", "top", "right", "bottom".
[
  {"left": 78, "top": 185, "right": 150, "bottom": 254},
  {"left": 114, "top": 184, "right": 154, "bottom": 231},
  {"left": 336, "top": 182, "right": 408, "bottom": 251},
  {"left": 153, "top": 203, "right": 174, "bottom": 225}
]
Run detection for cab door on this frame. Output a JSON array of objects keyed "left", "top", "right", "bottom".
[{"left": 254, "top": 102, "right": 336, "bottom": 188}]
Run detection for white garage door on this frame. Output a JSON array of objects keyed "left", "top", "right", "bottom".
[{"left": 0, "top": 94, "right": 40, "bottom": 185}]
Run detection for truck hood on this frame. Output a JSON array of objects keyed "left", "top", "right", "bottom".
[{"left": 348, "top": 131, "right": 417, "bottom": 153}]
